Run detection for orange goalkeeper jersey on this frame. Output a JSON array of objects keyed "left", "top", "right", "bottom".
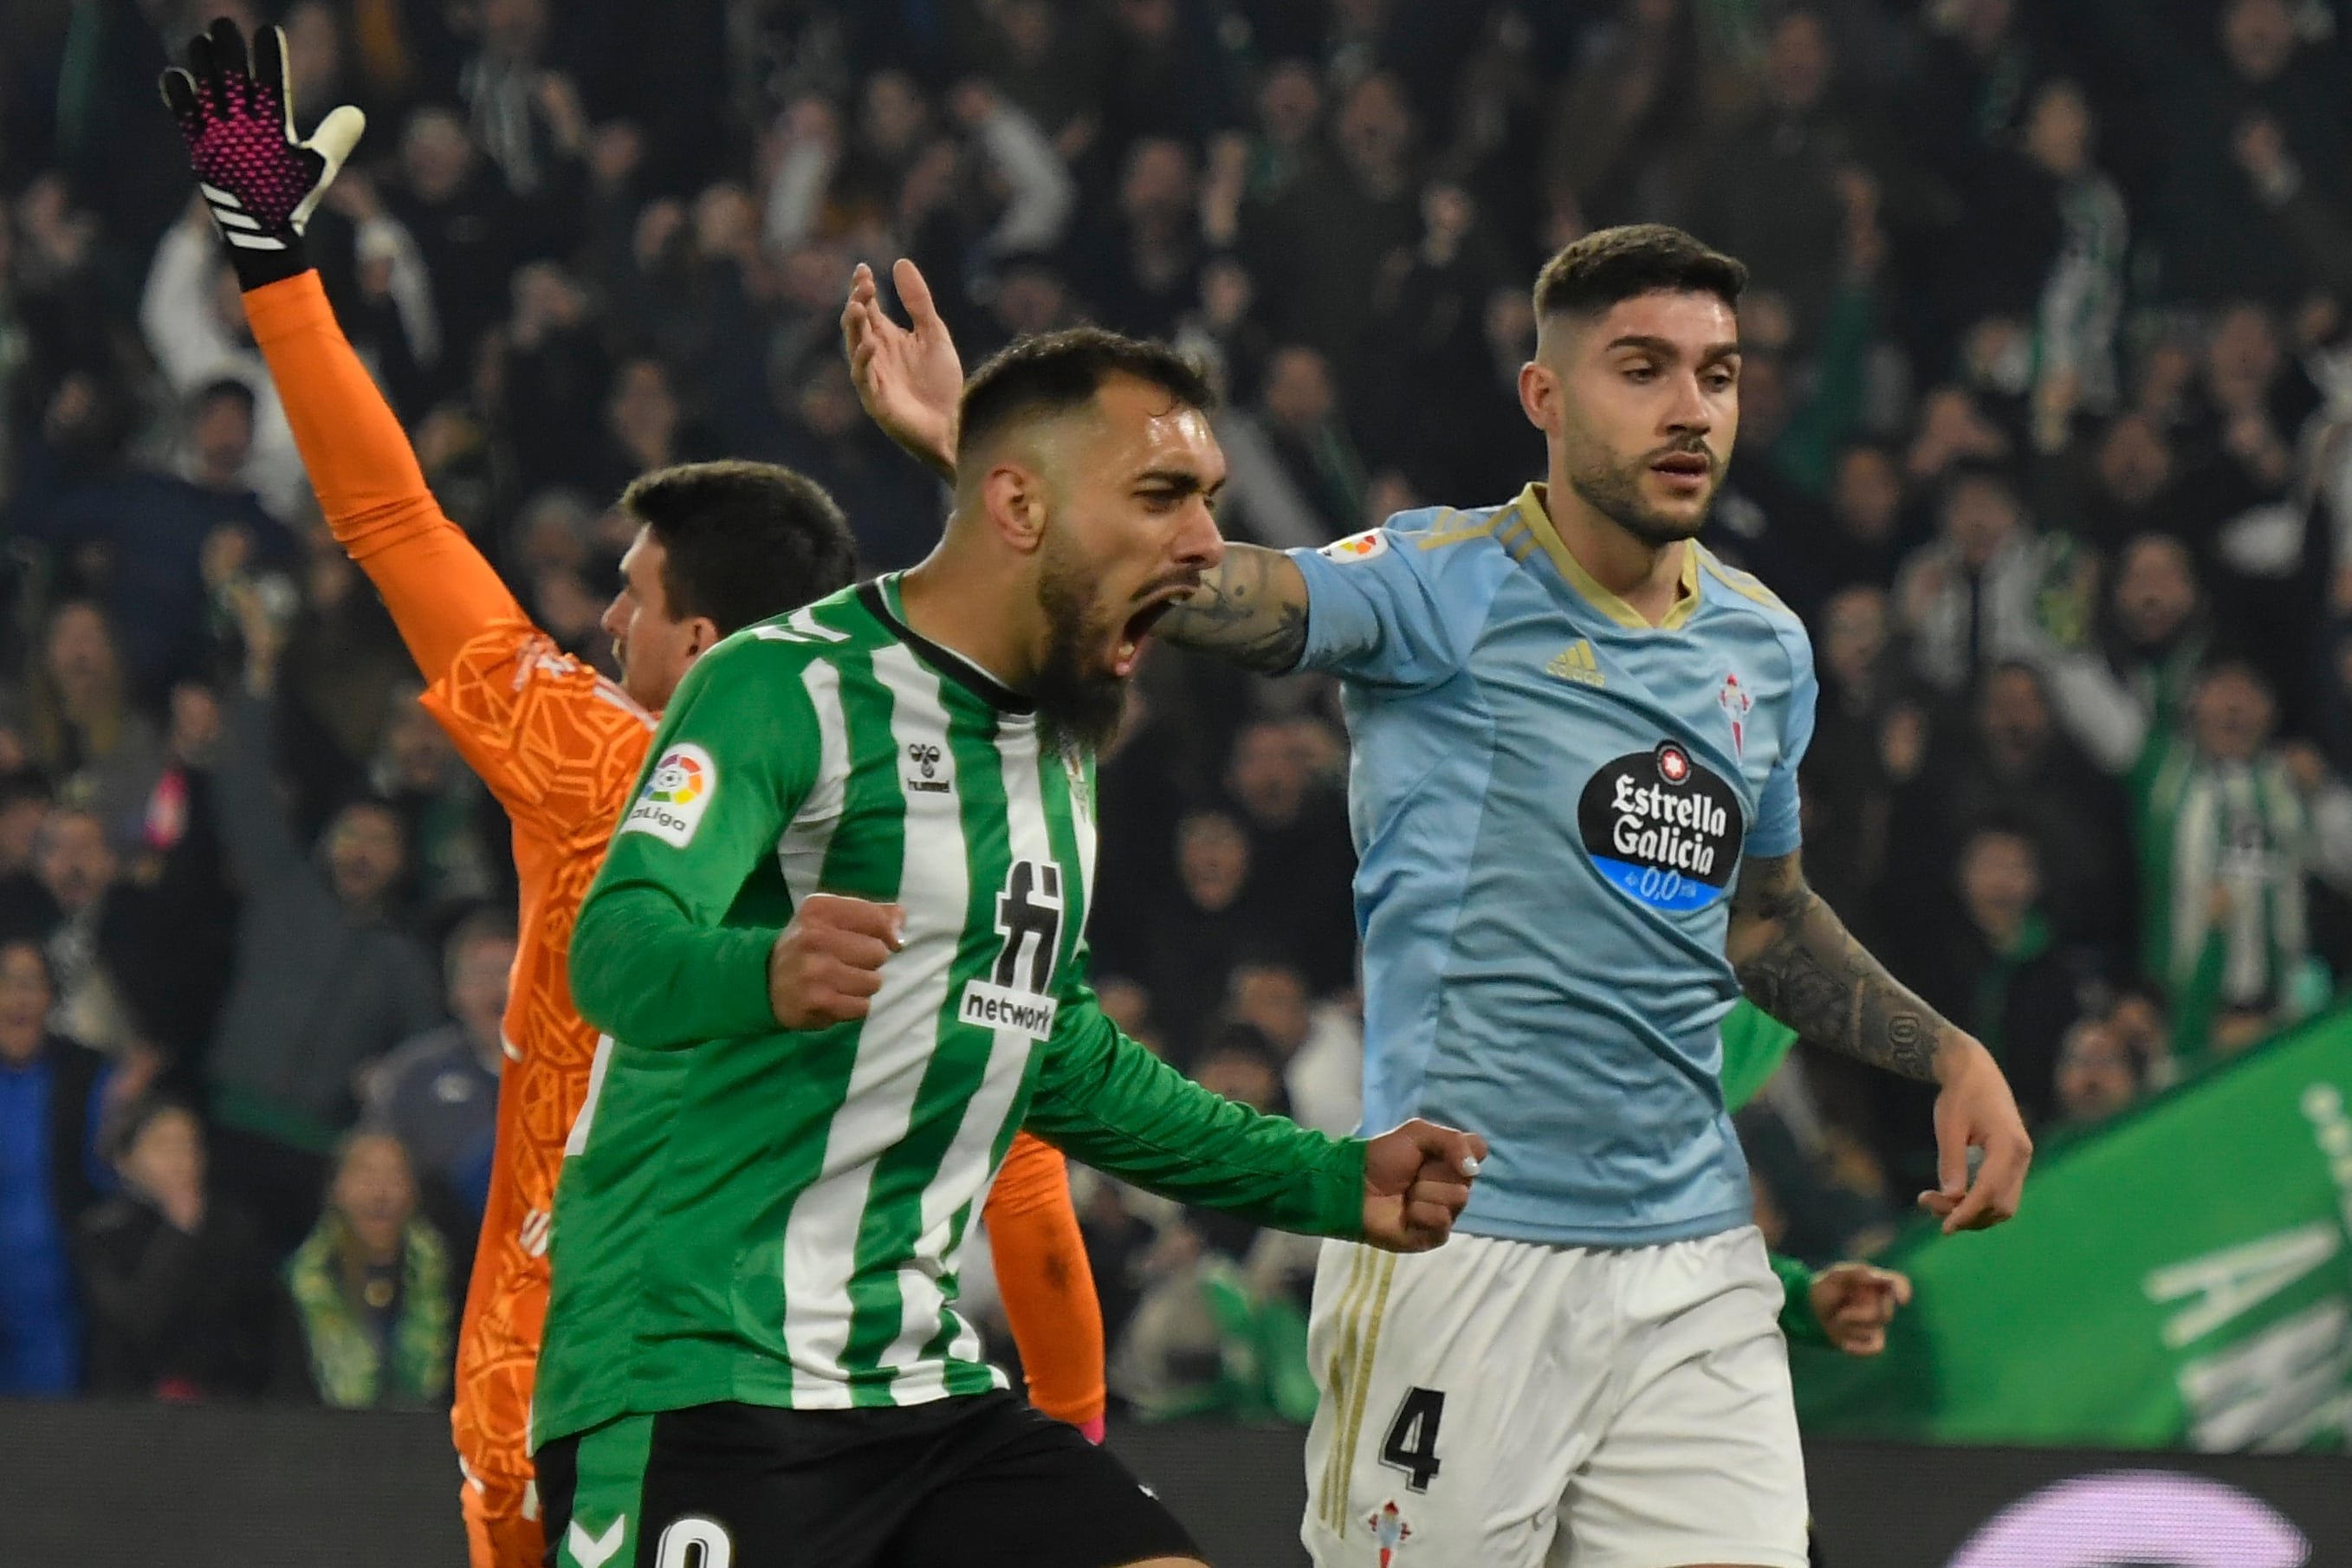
[{"left": 243, "top": 274, "right": 1105, "bottom": 1503}]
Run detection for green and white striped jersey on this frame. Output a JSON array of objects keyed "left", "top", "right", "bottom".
[{"left": 532, "top": 578, "right": 1366, "bottom": 1449}]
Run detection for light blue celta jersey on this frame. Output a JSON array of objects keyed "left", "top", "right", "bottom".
[{"left": 1289, "top": 483, "right": 1817, "bottom": 1247}]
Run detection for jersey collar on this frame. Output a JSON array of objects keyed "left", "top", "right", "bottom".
[
  {"left": 859, "top": 577, "right": 1036, "bottom": 714},
  {"left": 1512, "top": 483, "right": 1702, "bottom": 632}
]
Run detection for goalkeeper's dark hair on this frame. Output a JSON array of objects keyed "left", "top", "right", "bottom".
[
  {"left": 619, "top": 460, "right": 859, "bottom": 635},
  {"left": 956, "top": 327, "right": 1216, "bottom": 463},
  {"left": 1533, "top": 224, "right": 1747, "bottom": 321}
]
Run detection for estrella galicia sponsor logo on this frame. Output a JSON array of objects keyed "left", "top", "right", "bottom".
[
  {"left": 619, "top": 742, "right": 716, "bottom": 846},
  {"left": 1577, "top": 742, "right": 1744, "bottom": 911},
  {"left": 905, "top": 742, "right": 951, "bottom": 794}
]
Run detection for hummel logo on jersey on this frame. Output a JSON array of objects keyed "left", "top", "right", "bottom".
[
  {"left": 1547, "top": 640, "right": 1605, "bottom": 688},
  {"left": 905, "top": 742, "right": 950, "bottom": 794},
  {"left": 567, "top": 1515, "right": 625, "bottom": 1568}
]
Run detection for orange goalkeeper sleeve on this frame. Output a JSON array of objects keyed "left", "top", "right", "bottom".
[
  {"left": 983, "top": 1131, "right": 1105, "bottom": 1434},
  {"left": 243, "top": 270, "right": 523, "bottom": 681}
]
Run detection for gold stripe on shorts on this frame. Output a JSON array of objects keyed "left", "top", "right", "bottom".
[
  {"left": 1319, "top": 1246, "right": 1376, "bottom": 1529},
  {"left": 1329, "top": 1250, "right": 1399, "bottom": 1534}
]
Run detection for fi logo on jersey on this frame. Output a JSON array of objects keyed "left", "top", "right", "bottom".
[
  {"left": 1578, "top": 742, "right": 1745, "bottom": 911},
  {"left": 621, "top": 743, "right": 715, "bottom": 847}
]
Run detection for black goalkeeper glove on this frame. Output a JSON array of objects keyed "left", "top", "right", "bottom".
[{"left": 159, "top": 16, "right": 365, "bottom": 290}]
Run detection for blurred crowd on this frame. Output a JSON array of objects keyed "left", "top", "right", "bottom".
[{"left": 7, "top": 0, "right": 2352, "bottom": 1420}]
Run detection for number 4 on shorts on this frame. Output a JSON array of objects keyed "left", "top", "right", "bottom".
[{"left": 1378, "top": 1386, "right": 1445, "bottom": 1493}]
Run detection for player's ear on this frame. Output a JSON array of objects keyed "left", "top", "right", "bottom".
[
  {"left": 1518, "top": 357, "right": 1558, "bottom": 435},
  {"left": 977, "top": 459, "right": 1048, "bottom": 554},
  {"left": 681, "top": 615, "right": 723, "bottom": 662}
]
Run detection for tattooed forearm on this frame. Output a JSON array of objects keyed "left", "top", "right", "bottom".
[
  {"left": 1727, "top": 851, "right": 1947, "bottom": 1082},
  {"left": 1157, "top": 543, "right": 1312, "bottom": 673}
]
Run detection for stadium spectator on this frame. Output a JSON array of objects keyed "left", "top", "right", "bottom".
[
  {"left": 202, "top": 617, "right": 439, "bottom": 1257},
  {"left": 280, "top": 1131, "right": 456, "bottom": 1410},
  {"left": 361, "top": 913, "right": 515, "bottom": 1228},
  {"left": 75, "top": 1095, "right": 279, "bottom": 1400},
  {"left": 36, "top": 380, "right": 298, "bottom": 697},
  {"left": 1215, "top": 344, "right": 1366, "bottom": 549},
  {"left": 0, "top": 773, "right": 52, "bottom": 895},
  {"left": 368, "top": 690, "right": 499, "bottom": 921},
  {"left": 1226, "top": 960, "right": 1362, "bottom": 1138},
  {"left": 1221, "top": 716, "right": 1357, "bottom": 994},
  {"left": 1132, "top": 809, "right": 1280, "bottom": 1058},
  {"left": 138, "top": 205, "right": 308, "bottom": 520},
  {"left": 1875, "top": 822, "right": 2087, "bottom": 1190},
  {"left": 1894, "top": 463, "right": 2090, "bottom": 696},
  {"left": 1798, "top": 585, "right": 1909, "bottom": 943},
  {"left": 771, "top": 356, "right": 943, "bottom": 574},
  {"left": 0, "top": 937, "right": 111, "bottom": 1394},
  {"left": 1246, "top": 71, "right": 1419, "bottom": 392},
  {"left": 382, "top": 107, "right": 530, "bottom": 410},
  {"left": 2050, "top": 1015, "right": 2143, "bottom": 1131},
  {"left": 20, "top": 601, "right": 166, "bottom": 852},
  {"left": 1887, "top": 660, "right": 2132, "bottom": 954},
  {"left": 2136, "top": 662, "right": 2352, "bottom": 1060},
  {"left": 22, "top": 806, "right": 150, "bottom": 1056}
]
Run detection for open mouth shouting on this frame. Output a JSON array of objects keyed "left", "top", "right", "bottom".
[{"left": 1113, "top": 580, "right": 1200, "bottom": 677}]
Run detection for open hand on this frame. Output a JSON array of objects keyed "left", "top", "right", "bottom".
[
  {"left": 768, "top": 892, "right": 905, "bottom": 1029},
  {"left": 841, "top": 259, "right": 964, "bottom": 479},
  {"left": 1360, "top": 1119, "right": 1487, "bottom": 1253}
]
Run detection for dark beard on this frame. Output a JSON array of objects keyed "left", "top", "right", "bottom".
[
  {"left": 1568, "top": 445, "right": 1715, "bottom": 548},
  {"left": 1033, "top": 551, "right": 1127, "bottom": 760}
]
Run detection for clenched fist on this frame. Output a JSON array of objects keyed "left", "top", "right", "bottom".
[
  {"left": 768, "top": 893, "right": 904, "bottom": 1029},
  {"left": 1360, "top": 1118, "right": 1489, "bottom": 1253}
]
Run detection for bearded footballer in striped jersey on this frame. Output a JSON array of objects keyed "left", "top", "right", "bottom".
[
  {"left": 532, "top": 331, "right": 1487, "bottom": 1568},
  {"left": 846, "top": 226, "right": 2033, "bottom": 1568}
]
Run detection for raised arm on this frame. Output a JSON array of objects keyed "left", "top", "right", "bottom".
[
  {"left": 164, "top": 18, "right": 523, "bottom": 685},
  {"left": 243, "top": 269, "right": 524, "bottom": 683},
  {"left": 845, "top": 256, "right": 1315, "bottom": 673},
  {"left": 1727, "top": 846, "right": 2031, "bottom": 1231}
]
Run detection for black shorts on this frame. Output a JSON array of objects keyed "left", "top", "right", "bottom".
[{"left": 536, "top": 1393, "right": 1200, "bottom": 1568}]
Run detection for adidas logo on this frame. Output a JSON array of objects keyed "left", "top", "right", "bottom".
[{"left": 1547, "top": 640, "right": 1605, "bottom": 688}]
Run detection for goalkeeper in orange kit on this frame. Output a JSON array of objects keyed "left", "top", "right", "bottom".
[{"left": 162, "top": 22, "right": 1109, "bottom": 1568}]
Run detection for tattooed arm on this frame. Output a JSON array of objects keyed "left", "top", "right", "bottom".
[
  {"left": 1153, "top": 545, "right": 1312, "bottom": 673},
  {"left": 1727, "top": 847, "right": 2033, "bottom": 1231},
  {"left": 1726, "top": 848, "right": 1945, "bottom": 1080}
]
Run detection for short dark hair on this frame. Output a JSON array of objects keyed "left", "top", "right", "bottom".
[
  {"left": 956, "top": 327, "right": 1217, "bottom": 464},
  {"left": 106, "top": 1091, "right": 199, "bottom": 1166},
  {"left": 443, "top": 906, "right": 516, "bottom": 990},
  {"left": 0, "top": 936, "right": 56, "bottom": 995},
  {"left": 191, "top": 377, "right": 256, "bottom": 420},
  {"left": 1533, "top": 224, "right": 1747, "bottom": 321},
  {"left": 619, "top": 460, "right": 859, "bottom": 635}
]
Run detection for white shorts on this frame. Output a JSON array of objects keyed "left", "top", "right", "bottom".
[{"left": 1301, "top": 1226, "right": 1808, "bottom": 1568}]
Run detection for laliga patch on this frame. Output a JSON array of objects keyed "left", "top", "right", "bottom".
[
  {"left": 1578, "top": 742, "right": 1744, "bottom": 911},
  {"left": 621, "top": 742, "right": 715, "bottom": 847},
  {"left": 1319, "top": 529, "right": 1390, "bottom": 563}
]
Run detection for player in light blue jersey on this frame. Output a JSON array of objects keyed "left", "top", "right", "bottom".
[{"left": 846, "top": 228, "right": 2032, "bottom": 1568}]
